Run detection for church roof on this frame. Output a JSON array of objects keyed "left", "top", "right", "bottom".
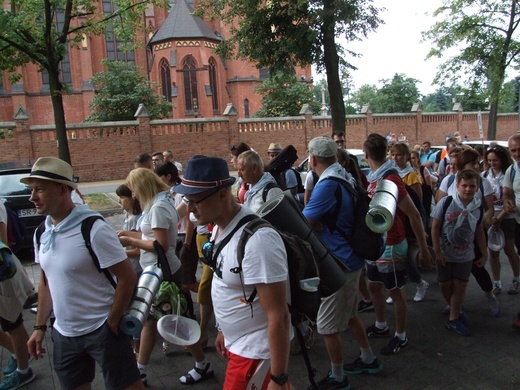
[{"left": 150, "top": 0, "right": 221, "bottom": 44}]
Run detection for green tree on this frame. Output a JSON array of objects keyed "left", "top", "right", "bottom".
[
  {"left": 422, "top": 86, "right": 455, "bottom": 112},
  {"left": 0, "top": 0, "right": 166, "bottom": 163},
  {"left": 87, "top": 61, "right": 173, "bottom": 122},
  {"left": 498, "top": 79, "right": 516, "bottom": 113},
  {"left": 423, "top": 0, "right": 520, "bottom": 139},
  {"left": 196, "top": 0, "right": 382, "bottom": 133},
  {"left": 377, "top": 73, "right": 421, "bottom": 113},
  {"left": 350, "top": 84, "right": 379, "bottom": 113},
  {"left": 254, "top": 71, "right": 314, "bottom": 117}
]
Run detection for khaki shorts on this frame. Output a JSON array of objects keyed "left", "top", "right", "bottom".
[{"left": 316, "top": 269, "right": 361, "bottom": 335}]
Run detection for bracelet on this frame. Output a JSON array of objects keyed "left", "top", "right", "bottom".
[{"left": 33, "top": 325, "right": 47, "bottom": 332}]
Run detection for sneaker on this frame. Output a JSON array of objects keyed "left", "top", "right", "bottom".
[
  {"left": 445, "top": 318, "right": 471, "bottom": 336},
  {"left": 343, "top": 357, "right": 383, "bottom": 375},
  {"left": 0, "top": 368, "right": 35, "bottom": 390},
  {"left": 386, "top": 296, "right": 393, "bottom": 305},
  {"left": 507, "top": 280, "right": 520, "bottom": 295},
  {"left": 488, "top": 297, "right": 501, "bottom": 318},
  {"left": 290, "top": 326, "right": 314, "bottom": 355},
  {"left": 366, "top": 324, "right": 389, "bottom": 337},
  {"left": 380, "top": 336, "right": 408, "bottom": 355},
  {"left": 413, "top": 280, "right": 429, "bottom": 302},
  {"left": 357, "top": 300, "right": 374, "bottom": 313},
  {"left": 2, "top": 357, "right": 16, "bottom": 377},
  {"left": 458, "top": 310, "right": 468, "bottom": 327},
  {"left": 310, "top": 371, "right": 350, "bottom": 390},
  {"left": 140, "top": 373, "right": 147, "bottom": 385},
  {"left": 492, "top": 282, "right": 502, "bottom": 295}
]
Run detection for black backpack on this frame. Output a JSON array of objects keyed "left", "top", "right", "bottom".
[
  {"left": 5, "top": 206, "right": 26, "bottom": 254},
  {"left": 268, "top": 145, "right": 305, "bottom": 193},
  {"left": 324, "top": 177, "right": 386, "bottom": 261},
  {"left": 261, "top": 182, "right": 282, "bottom": 203}
]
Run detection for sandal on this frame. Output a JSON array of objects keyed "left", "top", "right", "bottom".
[{"left": 179, "top": 363, "right": 214, "bottom": 385}]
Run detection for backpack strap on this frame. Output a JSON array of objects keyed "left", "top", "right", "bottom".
[
  {"left": 210, "top": 214, "right": 258, "bottom": 278},
  {"left": 511, "top": 165, "right": 516, "bottom": 182},
  {"left": 261, "top": 182, "right": 281, "bottom": 203},
  {"left": 81, "top": 216, "right": 117, "bottom": 289},
  {"left": 440, "top": 195, "right": 454, "bottom": 232}
]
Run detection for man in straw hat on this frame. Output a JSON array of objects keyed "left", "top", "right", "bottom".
[
  {"left": 25, "top": 157, "right": 143, "bottom": 390},
  {"left": 175, "top": 155, "right": 291, "bottom": 389}
]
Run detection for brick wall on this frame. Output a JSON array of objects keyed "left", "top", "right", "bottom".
[{"left": 1, "top": 106, "right": 518, "bottom": 182}]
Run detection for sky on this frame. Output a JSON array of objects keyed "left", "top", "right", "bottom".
[{"left": 315, "top": 0, "right": 446, "bottom": 96}]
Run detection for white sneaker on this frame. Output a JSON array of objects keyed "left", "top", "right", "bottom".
[
  {"left": 386, "top": 296, "right": 393, "bottom": 305},
  {"left": 413, "top": 280, "right": 429, "bottom": 302}
]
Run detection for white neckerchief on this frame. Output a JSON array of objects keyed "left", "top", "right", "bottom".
[
  {"left": 367, "top": 159, "right": 395, "bottom": 183},
  {"left": 396, "top": 163, "right": 414, "bottom": 178},
  {"left": 452, "top": 192, "right": 481, "bottom": 232}
]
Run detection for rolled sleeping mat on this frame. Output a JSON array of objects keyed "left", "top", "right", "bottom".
[
  {"left": 119, "top": 265, "right": 163, "bottom": 336},
  {"left": 257, "top": 191, "right": 348, "bottom": 296},
  {"left": 366, "top": 179, "right": 398, "bottom": 233}
]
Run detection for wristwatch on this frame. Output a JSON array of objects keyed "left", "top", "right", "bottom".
[{"left": 271, "top": 373, "right": 289, "bottom": 385}]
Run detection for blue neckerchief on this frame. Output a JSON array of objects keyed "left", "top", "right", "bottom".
[
  {"left": 40, "top": 204, "right": 101, "bottom": 253},
  {"left": 245, "top": 173, "right": 278, "bottom": 200},
  {"left": 317, "top": 162, "right": 355, "bottom": 186},
  {"left": 367, "top": 159, "right": 396, "bottom": 183}
]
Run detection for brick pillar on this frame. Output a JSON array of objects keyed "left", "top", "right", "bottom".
[
  {"left": 223, "top": 103, "right": 238, "bottom": 158},
  {"left": 299, "top": 104, "right": 313, "bottom": 149},
  {"left": 361, "top": 103, "right": 372, "bottom": 138},
  {"left": 412, "top": 102, "right": 422, "bottom": 143},
  {"left": 135, "top": 104, "right": 152, "bottom": 153},
  {"left": 13, "top": 105, "right": 33, "bottom": 161}
]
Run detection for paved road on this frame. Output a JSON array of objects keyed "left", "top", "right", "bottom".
[{"left": 9, "top": 212, "right": 520, "bottom": 389}]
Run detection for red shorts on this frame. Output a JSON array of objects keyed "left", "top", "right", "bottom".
[{"left": 223, "top": 351, "right": 290, "bottom": 390}]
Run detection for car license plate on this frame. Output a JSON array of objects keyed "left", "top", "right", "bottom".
[{"left": 18, "top": 208, "right": 37, "bottom": 218}]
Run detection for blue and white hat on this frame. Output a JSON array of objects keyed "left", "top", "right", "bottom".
[{"left": 173, "top": 155, "right": 236, "bottom": 195}]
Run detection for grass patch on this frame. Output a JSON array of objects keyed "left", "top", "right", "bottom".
[{"left": 83, "top": 193, "right": 120, "bottom": 211}]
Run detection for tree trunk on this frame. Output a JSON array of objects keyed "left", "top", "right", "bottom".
[
  {"left": 322, "top": 0, "right": 345, "bottom": 134},
  {"left": 48, "top": 67, "right": 71, "bottom": 164},
  {"left": 487, "top": 99, "right": 498, "bottom": 140}
]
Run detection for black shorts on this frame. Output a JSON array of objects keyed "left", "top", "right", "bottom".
[
  {"left": 0, "top": 313, "right": 23, "bottom": 332},
  {"left": 52, "top": 321, "right": 140, "bottom": 390}
]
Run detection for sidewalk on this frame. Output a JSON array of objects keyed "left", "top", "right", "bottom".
[{"left": 7, "top": 212, "right": 520, "bottom": 389}]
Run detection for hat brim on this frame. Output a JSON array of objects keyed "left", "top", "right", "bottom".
[
  {"left": 172, "top": 178, "right": 235, "bottom": 195},
  {"left": 20, "top": 175, "right": 78, "bottom": 190}
]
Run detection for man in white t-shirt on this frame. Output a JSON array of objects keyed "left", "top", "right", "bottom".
[
  {"left": 24, "top": 157, "right": 143, "bottom": 390},
  {"left": 175, "top": 155, "right": 291, "bottom": 389}
]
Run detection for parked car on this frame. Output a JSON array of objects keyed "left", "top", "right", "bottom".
[
  {"left": 0, "top": 161, "right": 45, "bottom": 250},
  {"left": 295, "top": 149, "right": 370, "bottom": 182},
  {"left": 462, "top": 140, "right": 508, "bottom": 149}
]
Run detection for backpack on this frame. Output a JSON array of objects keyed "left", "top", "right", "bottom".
[
  {"left": 419, "top": 166, "right": 433, "bottom": 216},
  {"left": 36, "top": 216, "right": 117, "bottom": 288},
  {"left": 234, "top": 216, "right": 321, "bottom": 389},
  {"left": 268, "top": 145, "right": 305, "bottom": 193},
  {"left": 5, "top": 206, "right": 26, "bottom": 254},
  {"left": 383, "top": 169, "right": 429, "bottom": 240},
  {"left": 261, "top": 182, "right": 282, "bottom": 203},
  {"left": 324, "top": 176, "right": 386, "bottom": 261}
]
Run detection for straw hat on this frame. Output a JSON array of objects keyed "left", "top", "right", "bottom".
[
  {"left": 20, "top": 157, "right": 77, "bottom": 189},
  {"left": 267, "top": 143, "right": 282, "bottom": 153}
]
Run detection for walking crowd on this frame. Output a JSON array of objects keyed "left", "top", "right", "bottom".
[{"left": 1, "top": 132, "right": 520, "bottom": 390}]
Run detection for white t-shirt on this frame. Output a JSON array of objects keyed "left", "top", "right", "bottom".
[
  {"left": 503, "top": 165, "right": 520, "bottom": 223},
  {"left": 139, "top": 191, "right": 181, "bottom": 274},
  {"left": 211, "top": 207, "right": 289, "bottom": 360},
  {"left": 36, "top": 219, "right": 127, "bottom": 337},
  {"left": 123, "top": 212, "right": 142, "bottom": 274},
  {"left": 0, "top": 201, "right": 6, "bottom": 225},
  {"left": 304, "top": 170, "right": 317, "bottom": 191}
]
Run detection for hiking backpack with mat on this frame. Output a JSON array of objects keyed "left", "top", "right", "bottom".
[{"left": 324, "top": 176, "right": 386, "bottom": 261}]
